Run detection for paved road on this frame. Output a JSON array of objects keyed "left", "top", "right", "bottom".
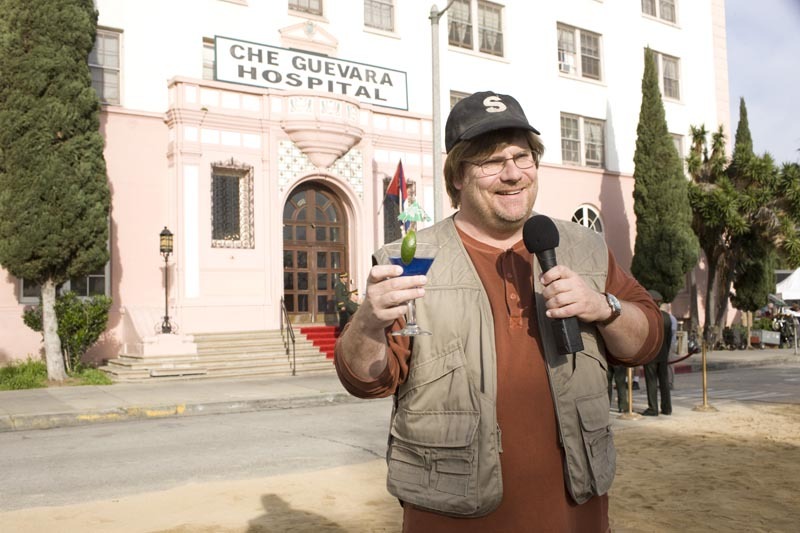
[
  {"left": 0, "top": 398, "right": 393, "bottom": 512},
  {"left": 2, "top": 364, "right": 797, "bottom": 513}
]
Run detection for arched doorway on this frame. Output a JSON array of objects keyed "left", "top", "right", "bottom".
[{"left": 282, "top": 182, "right": 348, "bottom": 323}]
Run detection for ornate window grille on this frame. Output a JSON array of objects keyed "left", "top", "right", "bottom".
[{"left": 211, "top": 158, "right": 254, "bottom": 248}]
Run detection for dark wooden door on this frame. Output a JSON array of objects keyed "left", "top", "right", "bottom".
[{"left": 282, "top": 183, "right": 347, "bottom": 323}]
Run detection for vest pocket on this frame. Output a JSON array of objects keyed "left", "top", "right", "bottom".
[
  {"left": 576, "top": 392, "right": 616, "bottom": 496},
  {"left": 387, "top": 343, "right": 484, "bottom": 516}
]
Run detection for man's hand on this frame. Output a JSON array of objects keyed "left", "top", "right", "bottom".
[
  {"left": 337, "top": 264, "right": 426, "bottom": 380},
  {"left": 539, "top": 265, "right": 609, "bottom": 323},
  {"left": 352, "top": 264, "right": 427, "bottom": 332}
]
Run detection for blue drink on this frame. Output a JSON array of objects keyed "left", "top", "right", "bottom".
[
  {"left": 384, "top": 241, "right": 438, "bottom": 336},
  {"left": 389, "top": 256, "right": 434, "bottom": 276}
]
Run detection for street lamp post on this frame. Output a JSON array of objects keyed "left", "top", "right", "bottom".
[
  {"left": 430, "top": 1, "right": 456, "bottom": 223},
  {"left": 159, "top": 226, "right": 174, "bottom": 334}
]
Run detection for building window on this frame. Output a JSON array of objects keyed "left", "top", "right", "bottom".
[
  {"left": 20, "top": 267, "right": 110, "bottom": 304},
  {"left": 572, "top": 205, "right": 604, "bottom": 233},
  {"left": 211, "top": 159, "right": 254, "bottom": 249},
  {"left": 448, "top": 0, "right": 504, "bottom": 57},
  {"left": 203, "top": 39, "right": 215, "bottom": 80},
  {"left": 450, "top": 90, "right": 470, "bottom": 109},
  {"left": 653, "top": 50, "right": 681, "bottom": 100},
  {"left": 289, "top": 0, "right": 322, "bottom": 16},
  {"left": 478, "top": 1, "right": 503, "bottom": 56},
  {"left": 642, "top": 0, "right": 676, "bottom": 23},
  {"left": 672, "top": 133, "right": 689, "bottom": 174},
  {"left": 671, "top": 133, "right": 683, "bottom": 158},
  {"left": 557, "top": 24, "right": 602, "bottom": 80},
  {"left": 449, "top": 0, "right": 473, "bottom": 50},
  {"left": 365, "top": 0, "right": 394, "bottom": 31},
  {"left": 560, "top": 113, "right": 605, "bottom": 168},
  {"left": 89, "top": 29, "right": 121, "bottom": 105}
]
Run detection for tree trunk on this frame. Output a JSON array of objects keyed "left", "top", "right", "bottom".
[
  {"left": 745, "top": 311, "right": 753, "bottom": 349},
  {"left": 703, "top": 257, "right": 720, "bottom": 346},
  {"left": 41, "top": 279, "right": 67, "bottom": 381},
  {"left": 714, "top": 266, "right": 736, "bottom": 341},
  {"left": 688, "top": 269, "right": 700, "bottom": 335}
]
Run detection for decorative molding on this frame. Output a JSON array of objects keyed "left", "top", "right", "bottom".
[
  {"left": 278, "top": 140, "right": 364, "bottom": 198},
  {"left": 279, "top": 21, "right": 338, "bottom": 56}
]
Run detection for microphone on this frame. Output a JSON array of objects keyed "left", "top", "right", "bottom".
[{"left": 523, "top": 215, "right": 584, "bottom": 355}]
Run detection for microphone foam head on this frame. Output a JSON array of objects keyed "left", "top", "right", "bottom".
[{"left": 523, "top": 215, "right": 560, "bottom": 253}]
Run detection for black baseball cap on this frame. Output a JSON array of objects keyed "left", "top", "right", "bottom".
[{"left": 445, "top": 91, "right": 540, "bottom": 153}]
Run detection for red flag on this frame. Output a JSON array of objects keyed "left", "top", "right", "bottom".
[{"left": 386, "top": 160, "right": 407, "bottom": 209}]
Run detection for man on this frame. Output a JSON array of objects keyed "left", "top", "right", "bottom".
[
  {"left": 642, "top": 290, "right": 674, "bottom": 416},
  {"left": 334, "top": 91, "right": 662, "bottom": 531},
  {"left": 334, "top": 272, "right": 358, "bottom": 330},
  {"left": 607, "top": 363, "right": 629, "bottom": 413}
]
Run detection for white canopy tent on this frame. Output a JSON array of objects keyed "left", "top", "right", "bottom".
[{"left": 776, "top": 269, "right": 800, "bottom": 301}]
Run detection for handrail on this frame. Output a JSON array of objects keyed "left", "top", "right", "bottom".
[{"left": 280, "top": 298, "right": 296, "bottom": 376}]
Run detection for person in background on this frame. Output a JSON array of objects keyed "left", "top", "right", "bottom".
[
  {"left": 642, "top": 290, "right": 674, "bottom": 416},
  {"left": 334, "top": 272, "right": 358, "bottom": 330},
  {"left": 334, "top": 90, "right": 662, "bottom": 531},
  {"left": 607, "top": 363, "right": 629, "bottom": 413}
]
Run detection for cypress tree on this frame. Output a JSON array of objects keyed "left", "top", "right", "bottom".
[
  {"left": 631, "top": 48, "right": 699, "bottom": 302},
  {"left": 0, "top": 0, "right": 110, "bottom": 380},
  {"left": 733, "top": 97, "right": 753, "bottom": 154}
]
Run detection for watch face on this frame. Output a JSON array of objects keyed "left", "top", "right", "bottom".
[{"left": 607, "top": 293, "right": 622, "bottom": 315}]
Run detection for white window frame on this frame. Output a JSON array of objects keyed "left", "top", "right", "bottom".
[
  {"left": 557, "top": 23, "right": 602, "bottom": 81},
  {"left": 289, "top": 0, "right": 322, "bottom": 16},
  {"left": 560, "top": 113, "right": 606, "bottom": 169},
  {"left": 448, "top": 0, "right": 504, "bottom": 58},
  {"left": 653, "top": 50, "right": 681, "bottom": 100},
  {"left": 572, "top": 205, "right": 604, "bottom": 233},
  {"left": 477, "top": 0, "right": 503, "bottom": 56},
  {"left": 89, "top": 28, "right": 121, "bottom": 105},
  {"left": 642, "top": 0, "right": 677, "bottom": 24},
  {"left": 364, "top": 0, "right": 394, "bottom": 32}
]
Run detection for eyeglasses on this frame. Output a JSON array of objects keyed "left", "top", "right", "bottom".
[{"left": 466, "top": 151, "right": 536, "bottom": 177}]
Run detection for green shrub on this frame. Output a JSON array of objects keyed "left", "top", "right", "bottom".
[
  {"left": 0, "top": 358, "right": 47, "bottom": 390},
  {"left": 74, "top": 367, "right": 113, "bottom": 386},
  {"left": 752, "top": 317, "right": 773, "bottom": 331},
  {"left": 22, "top": 292, "right": 112, "bottom": 371}
]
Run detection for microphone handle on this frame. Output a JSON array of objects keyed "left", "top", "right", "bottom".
[{"left": 535, "top": 249, "right": 585, "bottom": 355}]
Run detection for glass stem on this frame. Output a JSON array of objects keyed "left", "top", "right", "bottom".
[{"left": 406, "top": 300, "right": 417, "bottom": 326}]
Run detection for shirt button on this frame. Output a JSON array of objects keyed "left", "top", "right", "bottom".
[{"left": 510, "top": 294, "right": 517, "bottom": 300}]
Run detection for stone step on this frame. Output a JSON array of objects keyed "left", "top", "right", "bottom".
[
  {"left": 99, "top": 358, "right": 333, "bottom": 382},
  {"left": 102, "top": 328, "right": 333, "bottom": 382},
  {"left": 105, "top": 353, "right": 324, "bottom": 371}
]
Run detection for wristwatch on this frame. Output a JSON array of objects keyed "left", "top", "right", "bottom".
[{"left": 599, "top": 293, "right": 622, "bottom": 326}]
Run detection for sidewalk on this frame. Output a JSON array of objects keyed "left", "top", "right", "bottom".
[{"left": 1, "top": 348, "right": 797, "bottom": 433}]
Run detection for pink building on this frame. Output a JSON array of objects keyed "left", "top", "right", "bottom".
[{"left": 0, "top": 1, "right": 731, "bottom": 372}]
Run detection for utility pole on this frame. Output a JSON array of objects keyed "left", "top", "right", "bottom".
[{"left": 429, "top": 1, "right": 455, "bottom": 222}]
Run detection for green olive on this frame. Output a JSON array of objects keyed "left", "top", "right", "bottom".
[{"left": 400, "top": 230, "right": 416, "bottom": 265}]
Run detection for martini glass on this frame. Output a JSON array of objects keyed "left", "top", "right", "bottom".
[{"left": 385, "top": 241, "right": 438, "bottom": 336}]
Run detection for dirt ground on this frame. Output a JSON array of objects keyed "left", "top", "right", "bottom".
[{"left": 2, "top": 402, "right": 798, "bottom": 532}]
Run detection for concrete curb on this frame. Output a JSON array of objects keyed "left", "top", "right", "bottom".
[
  {"left": 675, "top": 356, "right": 798, "bottom": 374},
  {"left": 0, "top": 391, "right": 358, "bottom": 433},
  {"left": 1, "top": 355, "right": 795, "bottom": 433}
]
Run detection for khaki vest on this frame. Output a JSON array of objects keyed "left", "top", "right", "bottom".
[{"left": 374, "top": 216, "right": 614, "bottom": 517}]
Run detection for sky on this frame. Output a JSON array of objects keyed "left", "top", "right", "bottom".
[{"left": 725, "top": 0, "right": 800, "bottom": 165}]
